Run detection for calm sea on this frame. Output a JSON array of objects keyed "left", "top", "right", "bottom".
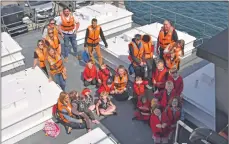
[{"left": 124, "top": 1, "right": 228, "bottom": 38}]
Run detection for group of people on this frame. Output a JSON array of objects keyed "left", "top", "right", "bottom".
[
  {"left": 128, "top": 20, "right": 185, "bottom": 144},
  {"left": 32, "top": 5, "right": 185, "bottom": 144}
]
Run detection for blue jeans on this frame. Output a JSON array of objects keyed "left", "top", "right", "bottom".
[
  {"left": 53, "top": 73, "right": 66, "bottom": 91},
  {"left": 63, "top": 33, "right": 77, "bottom": 58}
]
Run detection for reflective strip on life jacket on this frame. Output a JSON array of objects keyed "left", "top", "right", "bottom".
[
  {"left": 47, "top": 54, "right": 64, "bottom": 75},
  {"left": 60, "top": 13, "right": 75, "bottom": 31},
  {"left": 159, "top": 27, "right": 174, "bottom": 49},
  {"left": 87, "top": 25, "right": 101, "bottom": 44}
]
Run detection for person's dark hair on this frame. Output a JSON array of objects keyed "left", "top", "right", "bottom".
[
  {"left": 135, "top": 76, "right": 142, "bottom": 81},
  {"left": 134, "top": 34, "right": 141, "bottom": 41},
  {"left": 88, "top": 59, "right": 94, "bottom": 64},
  {"left": 107, "top": 78, "right": 113, "bottom": 85},
  {"left": 91, "top": 18, "right": 97, "bottom": 23},
  {"left": 37, "top": 40, "right": 44, "bottom": 46},
  {"left": 168, "top": 96, "right": 181, "bottom": 108},
  {"left": 49, "top": 18, "right": 56, "bottom": 24},
  {"left": 69, "top": 90, "right": 79, "bottom": 101},
  {"left": 177, "top": 39, "right": 185, "bottom": 56},
  {"left": 63, "top": 7, "right": 70, "bottom": 11},
  {"left": 142, "top": 34, "right": 150, "bottom": 43}
]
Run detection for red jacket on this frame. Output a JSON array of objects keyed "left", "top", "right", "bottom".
[
  {"left": 83, "top": 65, "right": 97, "bottom": 80},
  {"left": 152, "top": 67, "right": 168, "bottom": 89},
  {"left": 97, "top": 83, "right": 114, "bottom": 94},
  {"left": 168, "top": 75, "right": 184, "bottom": 96},
  {"left": 160, "top": 89, "right": 177, "bottom": 109},
  {"left": 133, "top": 81, "right": 148, "bottom": 96},
  {"left": 97, "top": 68, "right": 110, "bottom": 83},
  {"left": 150, "top": 111, "right": 170, "bottom": 137},
  {"left": 167, "top": 107, "right": 181, "bottom": 131},
  {"left": 137, "top": 98, "right": 151, "bottom": 110}
]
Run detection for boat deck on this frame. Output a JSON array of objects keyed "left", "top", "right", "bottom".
[{"left": 12, "top": 27, "right": 208, "bottom": 144}]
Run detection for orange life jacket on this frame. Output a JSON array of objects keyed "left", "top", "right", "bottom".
[
  {"left": 128, "top": 41, "right": 144, "bottom": 66},
  {"left": 158, "top": 26, "right": 174, "bottom": 49},
  {"left": 45, "top": 36, "right": 59, "bottom": 49},
  {"left": 167, "top": 42, "right": 183, "bottom": 58},
  {"left": 87, "top": 25, "right": 101, "bottom": 44},
  {"left": 47, "top": 25, "right": 58, "bottom": 37},
  {"left": 164, "top": 54, "right": 180, "bottom": 70},
  {"left": 114, "top": 72, "right": 128, "bottom": 91},
  {"left": 35, "top": 47, "right": 47, "bottom": 68},
  {"left": 60, "top": 13, "right": 75, "bottom": 31},
  {"left": 47, "top": 53, "right": 64, "bottom": 76},
  {"left": 141, "top": 35, "right": 154, "bottom": 59},
  {"left": 57, "top": 99, "right": 73, "bottom": 123}
]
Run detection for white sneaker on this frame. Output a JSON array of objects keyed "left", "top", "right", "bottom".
[
  {"left": 146, "top": 84, "right": 152, "bottom": 89},
  {"left": 128, "top": 96, "right": 133, "bottom": 100}
]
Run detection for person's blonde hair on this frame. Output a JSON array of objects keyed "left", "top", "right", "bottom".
[
  {"left": 69, "top": 90, "right": 79, "bottom": 101},
  {"left": 165, "top": 81, "right": 174, "bottom": 88},
  {"left": 100, "top": 91, "right": 109, "bottom": 98},
  {"left": 59, "top": 92, "right": 68, "bottom": 104}
]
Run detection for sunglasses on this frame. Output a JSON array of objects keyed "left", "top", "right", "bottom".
[
  {"left": 38, "top": 43, "right": 43, "bottom": 46},
  {"left": 50, "top": 23, "right": 55, "bottom": 24},
  {"left": 48, "top": 32, "right": 54, "bottom": 34}
]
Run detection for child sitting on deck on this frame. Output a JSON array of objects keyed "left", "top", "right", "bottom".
[
  {"left": 132, "top": 96, "right": 151, "bottom": 122},
  {"left": 83, "top": 60, "right": 97, "bottom": 87},
  {"left": 81, "top": 88, "right": 95, "bottom": 111},
  {"left": 97, "top": 78, "right": 115, "bottom": 95},
  {"left": 96, "top": 91, "right": 117, "bottom": 116},
  {"left": 133, "top": 76, "right": 148, "bottom": 106},
  {"left": 97, "top": 63, "right": 111, "bottom": 87}
]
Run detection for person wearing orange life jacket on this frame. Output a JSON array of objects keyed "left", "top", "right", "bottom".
[
  {"left": 163, "top": 50, "right": 180, "bottom": 71},
  {"left": 57, "top": 92, "right": 86, "bottom": 134},
  {"left": 157, "top": 20, "right": 178, "bottom": 61},
  {"left": 84, "top": 18, "right": 108, "bottom": 66},
  {"left": 164, "top": 40, "right": 185, "bottom": 60},
  {"left": 47, "top": 47, "right": 67, "bottom": 91},
  {"left": 141, "top": 34, "right": 157, "bottom": 87},
  {"left": 128, "top": 34, "right": 145, "bottom": 78},
  {"left": 44, "top": 29, "right": 62, "bottom": 55},
  {"left": 42, "top": 18, "right": 63, "bottom": 39},
  {"left": 113, "top": 65, "right": 129, "bottom": 101},
  {"left": 33, "top": 40, "right": 48, "bottom": 75},
  {"left": 55, "top": 7, "right": 80, "bottom": 62}
]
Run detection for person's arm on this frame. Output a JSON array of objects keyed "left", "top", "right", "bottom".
[
  {"left": 45, "top": 60, "right": 54, "bottom": 81},
  {"left": 84, "top": 28, "right": 89, "bottom": 48},
  {"left": 62, "top": 109, "right": 82, "bottom": 123},
  {"left": 71, "top": 102, "right": 81, "bottom": 115},
  {"left": 42, "top": 28, "right": 48, "bottom": 39},
  {"left": 95, "top": 100, "right": 101, "bottom": 115},
  {"left": 57, "top": 38, "right": 61, "bottom": 55},
  {"left": 172, "top": 30, "right": 178, "bottom": 42},
  {"left": 33, "top": 52, "right": 38, "bottom": 68},
  {"left": 74, "top": 16, "right": 80, "bottom": 31},
  {"left": 129, "top": 45, "right": 141, "bottom": 65},
  {"left": 99, "top": 27, "right": 108, "bottom": 47}
]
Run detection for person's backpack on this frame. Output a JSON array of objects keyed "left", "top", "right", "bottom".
[
  {"left": 82, "top": 50, "right": 90, "bottom": 63},
  {"left": 128, "top": 64, "right": 135, "bottom": 75},
  {"left": 52, "top": 103, "right": 60, "bottom": 123},
  {"left": 43, "top": 120, "right": 60, "bottom": 138}
]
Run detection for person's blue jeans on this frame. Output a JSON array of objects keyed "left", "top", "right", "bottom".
[
  {"left": 63, "top": 33, "right": 77, "bottom": 58},
  {"left": 53, "top": 73, "right": 66, "bottom": 91}
]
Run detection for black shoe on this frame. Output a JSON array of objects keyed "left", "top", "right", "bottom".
[
  {"left": 132, "top": 117, "right": 137, "bottom": 121},
  {"left": 113, "top": 111, "right": 118, "bottom": 115}
]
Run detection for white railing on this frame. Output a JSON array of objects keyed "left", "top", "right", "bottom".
[{"left": 174, "top": 120, "right": 210, "bottom": 144}]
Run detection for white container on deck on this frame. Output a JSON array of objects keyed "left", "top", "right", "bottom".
[
  {"left": 1, "top": 67, "right": 62, "bottom": 144},
  {"left": 1, "top": 32, "right": 25, "bottom": 73}
]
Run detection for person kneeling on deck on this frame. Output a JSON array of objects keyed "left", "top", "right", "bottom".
[
  {"left": 57, "top": 92, "right": 86, "bottom": 134},
  {"left": 69, "top": 91, "right": 93, "bottom": 132},
  {"left": 83, "top": 60, "right": 98, "bottom": 87},
  {"left": 166, "top": 96, "right": 181, "bottom": 140},
  {"left": 42, "top": 18, "right": 63, "bottom": 39},
  {"left": 113, "top": 65, "right": 129, "bottom": 101},
  {"left": 128, "top": 34, "right": 145, "bottom": 78},
  {"left": 157, "top": 20, "right": 178, "bottom": 61},
  {"left": 44, "top": 29, "right": 62, "bottom": 56},
  {"left": 132, "top": 96, "right": 151, "bottom": 122},
  {"left": 33, "top": 40, "right": 48, "bottom": 75},
  {"left": 132, "top": 76, "right": 148, "bottom": 106},
  {"left": 55, "top": 7, "right": 80, "bottom": 62},
  {"left": 150, "top": 105, "right": 170, "bottom": 144},
  {"left": 160, "top": 81, "right": 176, "bottom": 109},
  {"left": 97, "top": 78, "right": 115, "bottom": 95},
  {"left": 141, "top": 34, "right": 156, "bottom": 87},
  {"left": 47, "top": 47, "right": 67, "bottom": 91},
  {"left": 97, "top": 63, "right": 111, "bottom": 87},
  {"left": 163, "top": 50, "right": 180, "bottom": 71},
  {"left": 96, "top": 91, "right": 117, "bottom": 116},
  {"left": 152, "top": 59, "right": 169, "bottom": 92},
  {"left": 168, "top": 67, "right": 184, "bottom": 96},
  {"left": 84, "top": 18, "right": 108, "bottom": 66}
]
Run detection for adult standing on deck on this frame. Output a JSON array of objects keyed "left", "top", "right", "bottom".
[
  {"left": 84, "top": 18, "right": 108, "bottom": 66},
  {"left": 157, "top": 20, "right": 178, "bottom": 60},
  {"left": 42, "top": 18, "right": 63, "bottom": 39},
  {"left": 55, "top": 7, "right": 80, "bottom": 62}
]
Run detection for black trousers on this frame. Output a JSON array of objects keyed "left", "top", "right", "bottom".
[
  {"left": 66, "top": 122, "right": 86, "bottom": 129},
  {"left": 83, "top": 109, "right": 95, "bottom": 120},
  {"left": 145, "top": 58, "right": 156, "bottom": 83},
  {"left": 133, "top": 65, "right": 145, "bottom": 78},
  {"left": 41, "top": 67, "right": 48, "bottom": 76},
  {"left": 114, "top": 91, "right": 129, "bottom": 101},
  {"left": 84, "top": 78, "right": 97, "bottom": 87}
]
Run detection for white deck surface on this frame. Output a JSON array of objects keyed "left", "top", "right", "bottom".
[
  {"left": 183, "top": 63, "right": 216, "bottom": 130},
  {"left": 55, "top": 4, "right": 133, "bottom": 45},
  {"left": 68, "top": 128, "right": 116, "bottom": 144},
  {"left": 1, "top": 32, "right": 25, "bottom": 72},
  {"left": 2, "top": 67, "right": 62, "bottom": 143}
]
